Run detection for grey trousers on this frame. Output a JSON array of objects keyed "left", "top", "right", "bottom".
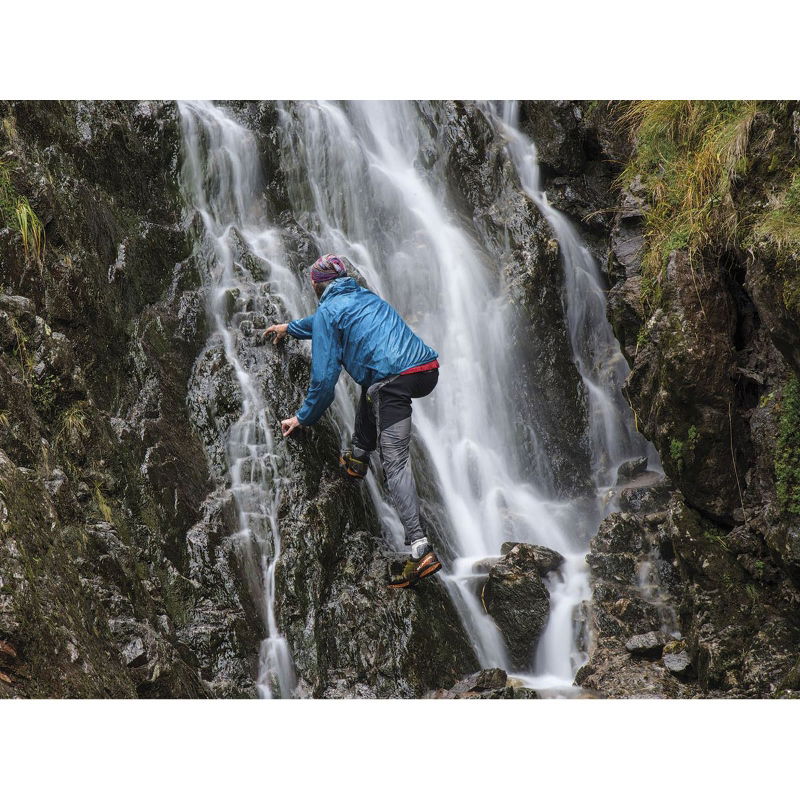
[{"left": 352, "top": 369, "right": 439, "bottom": 545}]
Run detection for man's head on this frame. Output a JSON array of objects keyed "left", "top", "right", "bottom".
[{"left": 310, "top": 253, "right": 350, "bottom": 298}]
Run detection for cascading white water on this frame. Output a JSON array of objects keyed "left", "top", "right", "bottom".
[
  {"left": 490, "top": 101, "right": 655, "bottom": 490},
  {"left": 179, "top": 101, "right": 303, "bottom": 698},
  {"left": 276, "top": 101, "right": 606, "bottom": 686},
  {"left": 178, "top": 99, "right": 654, "bottom": 696},
  {"left": 481, "top": 102, "right": 657, "bottom": 683}
]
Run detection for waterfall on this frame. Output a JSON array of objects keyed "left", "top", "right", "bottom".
[
  {"left": 178, "top": 99, "right": 653, "bottom": 696},
  {"left": 489, "top": 101, "right": 656, "bottom": 489},
  {"left": 179, "top": 101, "right": 301, "bottom": 698},
  {"left": 481, "top": 102, "right": 657, "bottom": 683}
]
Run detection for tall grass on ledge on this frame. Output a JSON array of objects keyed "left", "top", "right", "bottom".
[
  {"left": 0, "top": 156, "right": 46, "bottom": 265},
  {"left": 618, "top": 101, "right": 760, "bottom": 306}
]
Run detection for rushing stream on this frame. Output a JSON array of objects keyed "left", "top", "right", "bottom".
[{"left": 179, "top": 100, "right": 653, "bottom": 696}]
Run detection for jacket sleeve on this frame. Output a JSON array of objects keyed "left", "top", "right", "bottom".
[
  {"left": 287, "top": 314, "right": 315, "bottom": 340},
  {"left": 295, "top": 308, "right": 342, "bottom": 426}
]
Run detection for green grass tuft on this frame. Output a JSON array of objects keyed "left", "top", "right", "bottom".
[
  {"left": 0, "top": 156, "right": 46, "bottom": 264},
  {"left": 670, "top": 437, "right": 685, "bottom": 472},
  {"left": 754, "top": 169, "right": 800, "bottom": 261}
]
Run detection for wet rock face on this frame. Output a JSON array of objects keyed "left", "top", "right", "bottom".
[
  {"left": 579, "top": 473, "right": 800, "bottom": 698},
  {"left": 518, "top": 101, "right": 624, "bottom": 252},
  {"left": 482, "top": 545, "right": 552, "bottom": 670},
  {"left": 622, "top": 251, "right": 747, "bottom": 524},
  {"left": 578, "top": 481, "right": 695, "bottom": 698},
  {"left": 519, "top": 101, "right": 586, "bottom": 177},
  {"left": 662, "top": 498, "right": 800, "bottom": 695},
  {"left": 6, "top": 97, "right": 800, "bottom": 700},
  {"left": 0, "top": 101, "right": 262, "bottom": 698},
  {"left": 1, "top": 99, "right": 501, "bottom": 698},
  {"left": 544, "top": 102, "right": 800, "bottom": 697},
  {"left": 278, "top": 518, "right": 479, "bottom": 698}
]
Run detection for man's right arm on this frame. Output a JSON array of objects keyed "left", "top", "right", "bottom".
[
  {"left": 287, "top": 314, "right": 315, "bottom": 339},
  {"left": 265, "top": 314, "right": 315, "bottom": 344}
]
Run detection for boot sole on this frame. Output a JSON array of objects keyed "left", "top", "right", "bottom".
[{"left": 418, "top": 561, "right": 442, "bottom": 580}]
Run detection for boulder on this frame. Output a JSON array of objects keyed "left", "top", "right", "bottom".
[
  {"left": 616, "top": 457, "right": 648, "bottom": 483},
  {"left": 663, "top": 650, "right": 693, "bottom": 680},
  {"left": 625, "top": 631, "right": 666, "bottom": 659},
  {"left": 450, "top": 668, "right": 508, "bottom": 694},
  {"left": 483, "top": 548, "right": 551, "bottom": 670},
  {"left": 429, "top": 668, "right": 540, "bottom": 699},
  {"left": 500, "top": 542, "right": 565, "bottom": 575}
]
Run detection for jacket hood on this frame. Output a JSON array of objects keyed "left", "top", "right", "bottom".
[{"left": 320, "top": 276, "right": 359, "bottom": 303}]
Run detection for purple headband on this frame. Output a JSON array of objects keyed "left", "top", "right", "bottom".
[{"left": 310, "top": 254, "right": 350, "bottom": 284}]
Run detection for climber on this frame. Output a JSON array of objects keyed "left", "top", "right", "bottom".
[{"left": 264, "top": 254, "right": 442, "bottom": 589}]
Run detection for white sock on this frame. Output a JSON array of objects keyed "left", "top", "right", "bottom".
[{"left": 411, "top": 538, "right": 431, "bottom": 560}]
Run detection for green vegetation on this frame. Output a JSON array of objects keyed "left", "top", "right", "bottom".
[
  {"left": 60, "top": 404, "right": 88, "bottom": 437},
  {"left": 635, "top": 324, "right": 650, "bottom": 352},
  {"left": 620, "top": 101, "right": 760, "bottom": 307},
  {"left": 0, "top": 155, "right": 46, "bottom": 264},
  {"left": 9, "top": 316, "right": 31, "bottom": 382},
  {"left": 669, "top": 424, "right": 699, "bottom": 474},
  {"left": 755, "top": 169, "right": 800, "bottom": 249},
  {"left": 753, "top": 168, "right": 800, "bottom": 311},
  {"left": 620, "top": 101, "right": 800, "bottom": 314},
  {"left": 775, "top": 375, "right": 800, "bottom": 515},
  {"left": 56, "top": 403, "right": 88, "bottom": 449},
  {"left": 670, "top": 437, "right": 685, "bottom": 472},
  {"left": 93, "top": 483, "right": 113, "bottom": 524},
  {"left": 703, "top": 528, "right": 729, "bottom": 552},
  {"left": 30, "top": 373, "right": 60, "bottom": 418}
]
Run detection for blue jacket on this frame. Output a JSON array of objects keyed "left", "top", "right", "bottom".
[{"left": 288, "top": 277, "right": 438, "bottom": 426}]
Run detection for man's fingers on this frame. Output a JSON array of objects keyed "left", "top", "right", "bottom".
[
  {"left": 265, "top": 326, "right": 287, "bottom": 344},
  {"left": 281, "top": 416, "right": 302, "bottom": 437}
]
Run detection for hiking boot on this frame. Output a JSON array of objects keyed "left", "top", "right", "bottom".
[
  {"left": 339, "top": 449, "right": 369, "bottom": 480},
  {"left": 386, "top": 550, "right": 442, "bottom": 589}
]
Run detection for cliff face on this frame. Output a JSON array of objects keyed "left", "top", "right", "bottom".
[
  {"left": 0, "top": 101, "right": 227, "bottom": 696},
  {"left": 0, "top": 101, "right": 483, "bottom": 698},
  {"left": 526, "top": 100, "right": 800, "bottom": 697},
  {"left": 2, "top": 100, "right": 799, "bottom": 698}
]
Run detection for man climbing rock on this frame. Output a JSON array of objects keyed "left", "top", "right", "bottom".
[{"left": 265, "top": 254, "right": 442, "bottom": 589}]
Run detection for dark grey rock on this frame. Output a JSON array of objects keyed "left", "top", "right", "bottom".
[
  {"left": 616, "top": 457, "right": 649, "bottom": 483},
  {"left": 483, "top": 549, "right": 551, "bottom": 670},
  {"left": 450, "top": 668, "right": 508, "bottom": 694},
  {"left": 625, "top": 631, "right": 666, "bottom": 659},
  {"left": 500, "top": 542, "right": 565, "bottom": 575},
  {"left": 511, "top": 688, "right": 540, "bottom": 699},
  {"left": 663, "top": 650, "right": 693, "bottom": 679}
]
